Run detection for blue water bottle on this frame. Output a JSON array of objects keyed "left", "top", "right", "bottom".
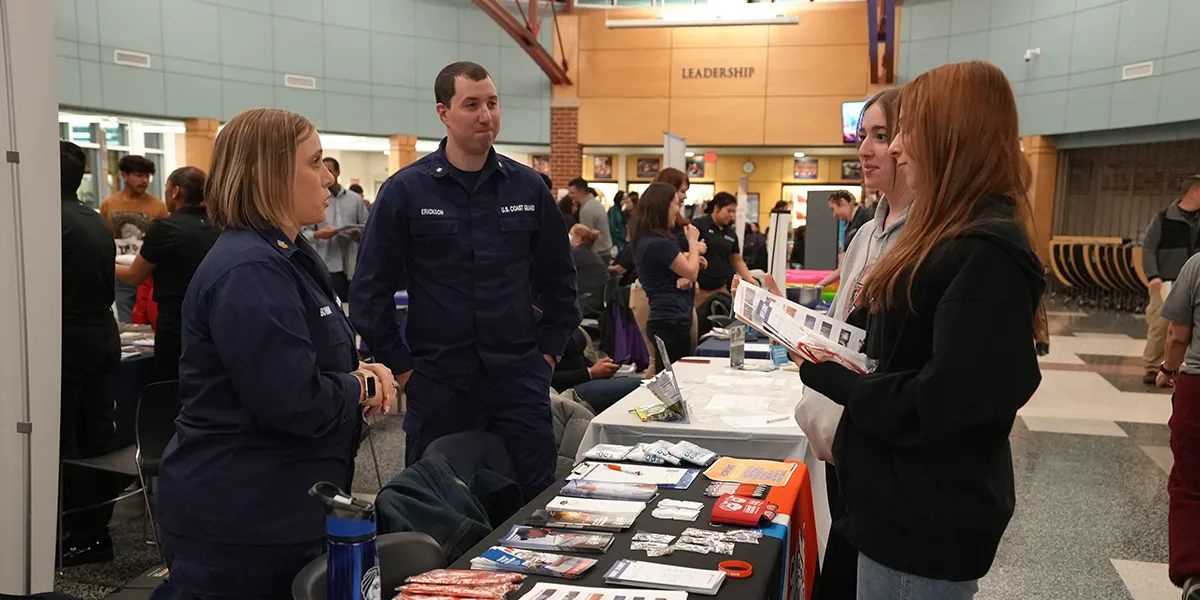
[{"left": 310, "top": 482, "right": 381, "bottom": 600}]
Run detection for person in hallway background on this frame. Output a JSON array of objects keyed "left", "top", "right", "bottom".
[
  {"left": 692, "top": 191, "right": 755, "bottom": 306},
  {"left": 1142, "top": 176, "right": 1200, "bottom": 384},
  {"left": 101, "top": 155, "right": 168, "bottom": 323},
  {"left": 115, "top": 167, "right": 220, "bottom": 382},
  {"left": 608, "top": 190, "right": 629, "bottom": 254},
  {"left": 558, "top": 194, "right": 578, "bottom": 228},
  {"left": 553, "top": 327, "right": 641, "bottom": 414},
  {"left": 58, "top": 141, "right": 122, "bottom": 567},
  {"left": 303, "top": 157, "right": 368, "bottom": 304},
  {"left": 815, "top": 190, "right": 874, "bottom": 289},
  {"left": 743, "top": 222, "right": 769, "bottom": 271},
  {"left": 571, "top": 224, "right": 609, "bottom": 318},
  {"left": 789, "top": 225, "right": 806, "bottom": 268},
  {"left": 150, "top": 108, "right": 395, "bottom": 600},
  {"left": 351, "top": 61, "right": 579, "bottom": 501},
  {"left": 1154, "top": 252, "right": 1200, "bottom": 600},
  {"left": 349, "top": 182, "right": 371, "bottom": 212},
  {"left": 798, "top": 61, "right": 1043, "bottom": 599},
  {"left": 569, "top": 178, "right": 614, "bottom": 260},
  {"left": 632, "top": 182, "right": 703, "bottom": 372}
]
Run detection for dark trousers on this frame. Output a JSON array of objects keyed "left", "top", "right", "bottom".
[
  {"left": 60, "top": 329, "right": 120, "bottom": 541},
  {"left": 149, "top": 531, "right": 322, "bottom": 600},
  {"left": 574, "top": 377, "right": 642, "bottom": 414},
  {"left": 153, "top": 310, "right": 181, "bottom": 383},
  {"left": 403, "top": 361, "right": 556, "bottom": 501},
  {"left": 647, "top": 321, "right": 693, "bottom": 374},
  {"left": 330, "top": 271, "right": 350, "bottom": 305},
  {"left": 814, "top": 464, "right": 858, "bottom": 600},
  {"left": 1171, "top": 374, "right": 1200, "bottom": 587}
]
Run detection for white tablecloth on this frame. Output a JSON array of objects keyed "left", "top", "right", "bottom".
[{"left": 577, "top": 357, "right": 831, "bottom": 559}]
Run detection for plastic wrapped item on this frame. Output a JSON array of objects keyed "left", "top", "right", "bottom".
[
  {"left": 631, "top": 541, "right": 674, "bottom": 557},
  {"left": 582, "top": 444, "right": 633, "bottom": 461},
  {"left": 645, "top": 440, "right": 682, "bottom": 465},
  {"left": 658, "top": 499, "right": 704, "bottom": 511},
  {"left": 651, "top": 506, "right": 700, "bottom": 521},
  {"left": 395, "top": 583, "right": 519, "bottom": 598},
  {"left": 404, "top": 570, "right": 527, "bottom": 585},
  {"left": 668, "top": 441, "right": 719, "bottom": 467},
  {"left": 723, "top": 529, "right": 763, "bottom": 544},
  {"left": 670, "top": 542, "right": 711, "bottom": 555},
  {"left": 631, "top": 531, "right": 676, "bottom": 544},
  {"left": 625, "top": 443, "right": 666, "bottom": 465}
]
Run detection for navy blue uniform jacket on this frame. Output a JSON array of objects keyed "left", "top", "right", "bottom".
[
  {"left": 351, "top": 141, "right": 579, "bottom": 386},
  {"left": 157, "top": 228, "right": 362, "bottom": 547}
]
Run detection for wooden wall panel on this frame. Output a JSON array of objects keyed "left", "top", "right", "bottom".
[
  {"left": 552, "top": 14, "right": 580, "bottom": 99},
  {"left": 578, "top": 10, "right": 672, "bottom": 50},
  {"left": 671, "top": 24, "right": 769, "bottom": 48},
  {"left": 769, "top": 4, "right": 867, "bottom": 47},
  {"left": 670, "top": 97, "right": 765, "bottom": 146},
  {"left": 670, "top": 48, "right": 769, "bottom": 98},
  {"left": 766, "top": 45, "right": 869, "bottom": 97},
  {"left": 764, "top": 97, "right": 844, "bottom": 146},
  {"left": 577, "top": 49, "right": 672, "bottom": 98},
  {"left": 579, "top": 98, "right": 668, "bottom": 145}
]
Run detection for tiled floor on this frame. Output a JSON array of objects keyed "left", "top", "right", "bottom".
[{"left": 60, "top": 303, "right": 1186, "bottom": 600}]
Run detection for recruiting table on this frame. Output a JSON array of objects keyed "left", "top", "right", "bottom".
[
  {"left": 694, "top": 338, "right": 772, "bottom": 360},
  {"left": 577, "top": 358, "right": 830, "bottom": 558},
  {"left": 449, "top": 467, "right": 784, "bottom": 600}
]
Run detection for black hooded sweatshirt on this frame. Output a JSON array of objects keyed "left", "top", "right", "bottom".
[{"left": 800, "top": 196, "right": 1045, "bottom": 582}]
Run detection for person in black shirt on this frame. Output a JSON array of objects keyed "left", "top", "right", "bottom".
[
  {"left": 570, "top": 224, "right": 610, "bottom": 318},
  {"left": 115, "top": 167, "right": 220, "bottom": 381},
  {"left": 59, "top": 141, "right": 121, "bottom": 566},
  {"left": 692, "top": 192, "right": 755, "bottom": 306}
]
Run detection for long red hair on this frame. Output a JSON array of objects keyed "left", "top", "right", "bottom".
[{"left": 863, "top": 60, "right": 1035, "bottom": 309}]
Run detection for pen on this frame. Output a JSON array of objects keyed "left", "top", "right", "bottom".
[
  {"left": 766, "top": 416, "right": 791, "bottom": 424},
  {"left": 606, "top": 464, "right": 642, "bottom": 475}
]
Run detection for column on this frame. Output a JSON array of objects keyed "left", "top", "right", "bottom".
[
  {"left": 388, "top": 134, "right": 418, "bottom": 174},
  {"left": 184, "top": 118, "right": 219, "bottom": 170},
  {"left": 0, "top": 0, "right": 60, "bottom": 592},
  {"left": 1023, "top": 135, "right": 1058, "bottom": 265},
  {"left": 549, "top": 98, "right": 582, "bottom": 191}
]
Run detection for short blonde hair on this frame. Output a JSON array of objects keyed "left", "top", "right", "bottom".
[{"left": 207, "top": 108, "right": 315, "bottom": 230}]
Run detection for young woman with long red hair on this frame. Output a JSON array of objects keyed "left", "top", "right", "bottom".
[{"left": 797, "top": 61, "right": 1044, "bottom": 597}]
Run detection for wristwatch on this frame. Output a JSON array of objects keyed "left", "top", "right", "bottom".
[
  {"left": 1160, "top": 363, "right": 1179, "bottom": 376},
  {"left": 352, "top": 370, "right": 378, "bottom": 403}
]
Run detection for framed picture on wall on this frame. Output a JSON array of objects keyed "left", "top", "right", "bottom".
[
  {"left": 532, "top": 155, "right": 550, "bottom": 175},
  {"left": 593, "top": 155, "right": 613, "bottom": 179},
  {"left": 793, "top": 158, "right": 819, "bottom": 180},
  {"left": 636, "top": 157, "right": 661, "bottom": 179},
  {"left": 841, "top": 159, "right": 863, "bottom": 181},
  {"left": 686, "top": 156, "right": 705, "bottom": 178}
]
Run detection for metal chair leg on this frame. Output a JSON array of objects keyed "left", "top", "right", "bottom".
[
  {"left": 138, "top": 469, "right": 164, "bottom": 563},
  {"left": 367, "top": 423, "right": 383, "bottom": 489}
]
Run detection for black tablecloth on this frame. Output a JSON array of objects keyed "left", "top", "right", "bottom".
[{"left": 450, "top": 475, "right": 782, "bottom": 600}]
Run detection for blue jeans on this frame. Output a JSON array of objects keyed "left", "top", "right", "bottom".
[
  {"left": 574, "top": 377, "right": 642, "bottom": 414},
  {"left": 114, "top": 279, "right": 137, "bottom": 323},
  {"left": 857, "top": 553, "right": 978, "bottom": 600}
]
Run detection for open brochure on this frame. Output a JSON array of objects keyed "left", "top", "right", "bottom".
[{"left": 732, "top": 281, "right": 871, "bottom": 373}]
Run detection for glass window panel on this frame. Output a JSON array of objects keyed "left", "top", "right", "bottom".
[
  {"left": 148, "top": 154, "right": 163, "bottom": 199},
  {"left": 70, "top": 123, "right": 95, "bottom": 144},
  {"left": 144, "top": 132, "right": 163, "bottom": 150},
  {"left": 103, "top": 123, "right": 127, "bottom": 146}
]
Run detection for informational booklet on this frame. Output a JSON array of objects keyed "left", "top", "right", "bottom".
[
  {"left": 516, "top": 582, "right": 689, "bottom": 600},
  {"left": 560, "top": 480, "right": 659, "bottom": 503},
  {"left": 499, "top": 525, "right": 615, "bottom": 554},
  {"left": 524, "top": 509, "right": 637, "bottom": 532},
  {"left": 566, "top": 462, "right": 700, "bottom": 490},
  {"left": 703, "top": 457, "right": 797, "bottom": 487},
  {"left": 470, "top": 546, "right": 598, "bottom": 579},
  {"left": 603, "top": 560, "right": 725, "bottom": 595},
  {"left": 732, "top": 281, "right": 870, "bottom": 373},
  {"left": 643, "top": 337, "right": 689, "bottom": 421},
  {"left": 545, "top": 496, "right": 647, "bottom": 518}
]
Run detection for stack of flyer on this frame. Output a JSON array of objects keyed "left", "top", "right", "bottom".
[
  {"left": 603, "top": 560, "right": 726, "bottom": 595},
  {"left": 470, "top": 546, "right": 598, "bottom": 579},
  {"left": 732, "top": 281, "right": 871, "bottom": 373},
  {"left": 499, "top": 525, "right": 615, "bottom": 554}
]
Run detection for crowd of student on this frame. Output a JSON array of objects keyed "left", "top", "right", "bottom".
[{"left": 52, "top": 56, "right": 1200, "bottom": 600}]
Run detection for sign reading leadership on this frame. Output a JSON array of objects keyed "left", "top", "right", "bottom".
[{"left": 680, "top": 66, "right": 756, "bottom": 79}]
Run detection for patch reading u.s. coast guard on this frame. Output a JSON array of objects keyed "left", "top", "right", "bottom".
[{"left": 501, "top": 204, "right": 535, "bottom": 214}]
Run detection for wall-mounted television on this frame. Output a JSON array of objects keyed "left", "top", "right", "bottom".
[{"left": 842, "top": 100, "right": 867, "bottom": 144}]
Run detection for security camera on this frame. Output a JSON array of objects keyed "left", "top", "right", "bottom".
[{"left": 1024, "top": 48, "right": 1042, "bottom": 63}]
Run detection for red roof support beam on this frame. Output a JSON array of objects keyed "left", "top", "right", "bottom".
[{"left": 473, "top": 0, "right": 571, "bottom": 85}]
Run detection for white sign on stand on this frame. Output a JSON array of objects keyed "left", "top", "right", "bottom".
[
  {"left": 769, "top": 209, "right": 790, "bottom": 292},
  {"left": 735, "top": 174, "right": 748, "bottom": 254},
  {"left": 663, "top": 132, "right": 686, "bottom": 173}
]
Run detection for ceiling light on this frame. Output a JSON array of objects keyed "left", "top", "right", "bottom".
[
  {"left": 684, "top": 151, "right": 695, "bottom": 158},
  {"left": 794, "top": 152, "right": 805, "bottom": 158}
]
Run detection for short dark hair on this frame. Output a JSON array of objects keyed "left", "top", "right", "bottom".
[
  {"left": 1185, "top": 175, "right": 1200, "bottom": 193},
  {"left": 322, "top": 156, "right": 340, "bottom": 173},
  {"left": 168, "top": 166, "right": 206, "bottom": 206},
  {"left": 828, "top": 190, "right": 854, "bottom": 205},
  {"left": 567, "top": 178, "right": 589, "bottom": 192},
  {"left": 60, "top": 141, "right": 87, "bottom": 194},
  {"left": 629, "top": 182, "right": 679, "bottom": 245},
  {"left": 708, "top": 191, "right": 737, "bottom": 214},
  {"left": 348, "top": 183, "right": 364, "bottom": 195},
  {"left": 118, "top": 154, "right": 156, "bottom": 175},
  {"left": 539, "top": 172, "right": 553, "bottom": 190},
  {"left": 435, "top": 61, "right": 492, "bottom": 106}
]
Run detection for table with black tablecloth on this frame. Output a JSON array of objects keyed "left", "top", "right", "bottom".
[{"left": 450, "top": 474, "right": 783, "bottom": 600}]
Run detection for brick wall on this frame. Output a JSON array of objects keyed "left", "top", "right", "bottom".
[{"left": 550, "top": 106, "right": 581, "bottom": 191}]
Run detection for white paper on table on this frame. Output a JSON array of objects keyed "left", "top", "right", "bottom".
[
  {"left": 706, "top": 393, "right": 775, "bottom": 414},
  {"left": 518, "top": 582, "right": 688, "bottom": 600},
  {"left": 567, "top": 462, "right": 691, "bottom": 486},
  {"left": 721, "top": 414, "right": 797, "bottom": 429},
  {"left": 546, "top": 496, "right": 646, "bottom": 516},
  {"left": 745, "top": 342, "right": 771, "bottom": 353}
]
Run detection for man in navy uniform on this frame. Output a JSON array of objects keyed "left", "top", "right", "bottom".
[{"left": 351, "top": 62, "right": 579, "bottom": 499}]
